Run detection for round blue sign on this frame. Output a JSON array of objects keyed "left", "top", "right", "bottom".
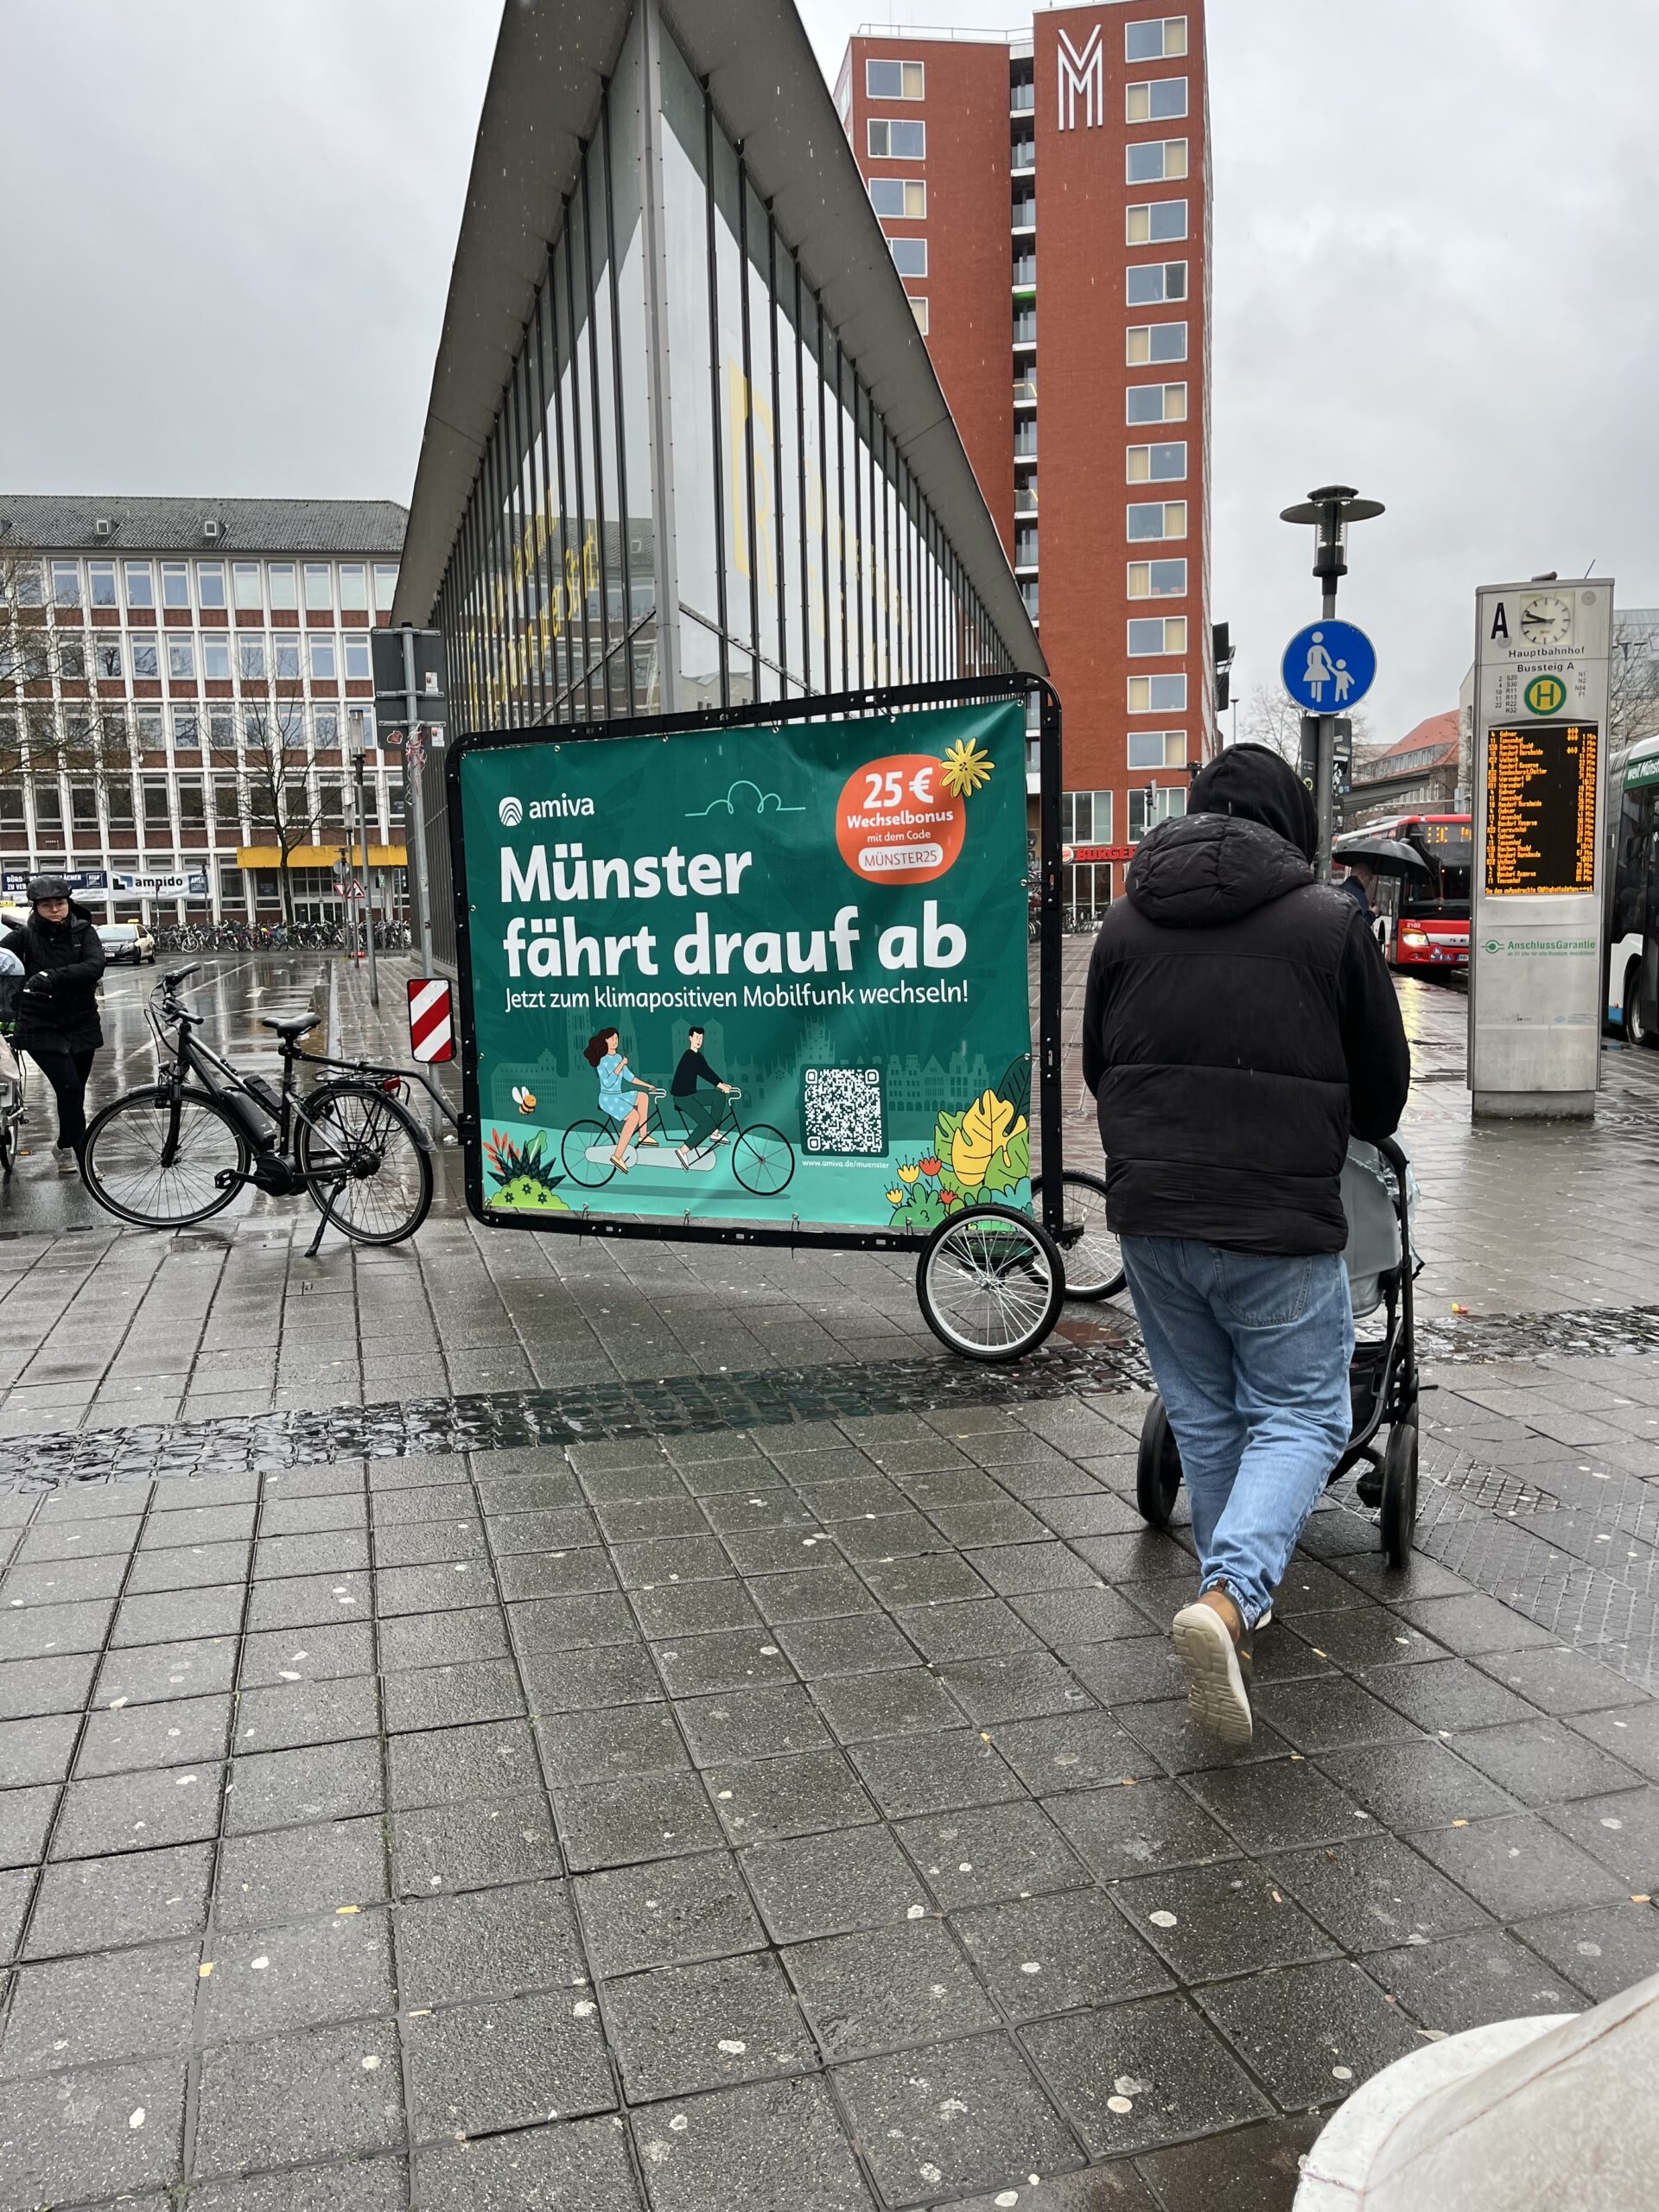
[{"left": 1281, "top": 619, "right": 1376, "bottom": 714}]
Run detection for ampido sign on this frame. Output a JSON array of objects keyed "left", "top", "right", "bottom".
[
  {"left": 452, "top": 700, "right": 1033, "bottom": 1236},
  {"left": 1469, "top": 578, "right": 1613, "bottom": 1116}
]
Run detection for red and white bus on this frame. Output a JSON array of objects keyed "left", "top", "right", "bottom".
[{"left": 1335, "top": 813, "right": 1471, "bottom": 973}]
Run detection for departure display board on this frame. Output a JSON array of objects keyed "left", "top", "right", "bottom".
[{"left": 1484, "top": 721, "right": 1598, "bottom": 895}]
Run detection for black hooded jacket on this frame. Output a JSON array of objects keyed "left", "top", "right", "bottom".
[
  {"left": 1082, "top": 746, "right": 1410, "bottom": 1255},
  {"left": 0, "top": 906, "right": 106, "bottom": 1054}
]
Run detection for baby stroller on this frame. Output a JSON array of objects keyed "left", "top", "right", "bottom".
[
  {"left": 0, "top": 949, "right": 26, "bottom": 1180},
  {"left": 1134, "top": 1134, "right": 1421, "bottom": 1567}
]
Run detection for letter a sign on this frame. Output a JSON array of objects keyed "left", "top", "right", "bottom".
[{"left": 1057, "top": 25, "right": 1103, "bottom": 130}]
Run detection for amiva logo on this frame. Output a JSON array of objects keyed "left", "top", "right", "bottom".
[{"left": 498, "top": 794, "right": 594, "bottom": 828}]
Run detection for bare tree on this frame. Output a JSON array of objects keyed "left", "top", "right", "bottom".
[
  {"left": 1237, "top": 681, "right": 1375, "bottom": 766},
  {"left": 211, "top": 660, "right": 321, "bottom": 930},
  {"left": 1610, "top": 626, "right": 1659, "bottom": 768},
  {"left": 1, "top": 538, "right": 136, "bottom": 851}
]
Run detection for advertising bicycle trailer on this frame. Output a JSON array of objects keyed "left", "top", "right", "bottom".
[{"left": 448, "top": 677, "right": 1122, "bottom": 1360}]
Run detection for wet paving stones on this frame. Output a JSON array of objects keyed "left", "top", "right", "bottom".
[
  {"left": 1194, "top": 1957, "right": 1424, "bottom": 2112},
  {"left": 1023, "top": 1994, "right": 1269, "bottom": 2158},
  {"left": 740, "top": 1824, "right": 931, "bottom": 1943}
]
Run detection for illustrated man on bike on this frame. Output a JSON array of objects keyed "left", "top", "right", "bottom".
[{"left": 673, "top": 1023, "right": 734, "bottom": 1163}]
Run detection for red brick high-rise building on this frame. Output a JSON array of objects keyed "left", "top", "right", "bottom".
[{"left": 838, "top": 3, "right": 1212, "bottom": 908}]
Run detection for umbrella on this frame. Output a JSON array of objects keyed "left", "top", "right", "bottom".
[{"left": 1332, "top": 835, "right": 1431, "bottom": 878}]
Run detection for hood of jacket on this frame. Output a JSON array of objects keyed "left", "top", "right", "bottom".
[{"left": 1125, "top": 809, "right": 1314, "bottom": 929}]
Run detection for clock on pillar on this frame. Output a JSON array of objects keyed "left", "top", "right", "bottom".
[{"left": 1518, "top": 591, "right": 1573, "bottom": 648}]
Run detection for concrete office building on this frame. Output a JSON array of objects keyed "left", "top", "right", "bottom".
[
  {"left": 391, "top": 0, "right": 1045, "bottom": 968},
  {"left": 0, "top": 497, "right": 406, "bottom": 925},
  {"left": 839, "top": 3, "right": 1214, "bottom": 909}
]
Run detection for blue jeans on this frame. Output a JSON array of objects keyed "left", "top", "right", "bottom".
[{"left": 1122, "top": 1236, "right": 1354, "bottom": 1628}]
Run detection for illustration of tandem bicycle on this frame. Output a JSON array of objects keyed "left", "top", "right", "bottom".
[{"left": 560, "top": 1084, "right": 796, "bottom": 1196}]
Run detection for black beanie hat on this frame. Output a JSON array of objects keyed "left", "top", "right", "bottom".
[{"left": 1188, "top": 743, "right": 1319, "bottom": 862}]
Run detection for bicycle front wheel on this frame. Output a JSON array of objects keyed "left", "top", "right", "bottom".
[
  {"left": 916, "top": 1203, "right": 1065, "bottom": 1363},
  {"left": 731, "top": 1123, "right": 795, "bottom": 1196},
  {"left": 298, "top": 1081, "right": 431, "bottom": 1245},
  {"left": 82, "top": 1085, "right": 250, "bottom": 1228},
  {"left": 1032, "top": 1166, "right": 1125, "bottom": 1301}
]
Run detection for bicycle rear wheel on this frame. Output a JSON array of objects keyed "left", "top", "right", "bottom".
[
  {"left": 298, "top": 1081, "right": 432, "bottom": 1245},
  {"left": 81, "top": 1085, "right": 249, "bottom": 1227},
  {"left": 731, "top": 1122, "right": 795, "bottom": 1195},
  {"left": 1032, "top": 1166, "right": 1125, "bottom": 1301}
]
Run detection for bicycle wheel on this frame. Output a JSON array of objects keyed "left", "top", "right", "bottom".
[
  {"left": 298, "top": 1081, "right": 431, "bottom": 1245},
  {"left": 0, "top": 1106, "right": 16, "bottom": 1179},
  {"left": 561, "top": 1121, "right": 618, "bottom": 1188},
  {"left": 1032, "top": 1166, "right": 1125, "bottom": 1301},
  {"left": 731, "top": 1122, "right": 795, "bottom": 1196},
  {"left": 916, "top": 1203, "right": 1065, "bottom": 1362},
  {"left": 82, "top": 1084, "right": 250, "bottom": 1228}
]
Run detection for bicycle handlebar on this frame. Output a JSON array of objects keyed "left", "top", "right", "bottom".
[{"left": 163, "top": 964, "right": 200, "bottom": 989}]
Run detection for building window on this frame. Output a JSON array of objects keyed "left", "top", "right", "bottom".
[
  {"left": 135, "top": 707, "right": 164, "bottom": 751},
  {"left": 1127, "top": 261, "right": 1187, "bottom": 306},
  {"left": 1014, "top": 527, "right": 1039, "bottom": 569},
  {"left": 274, "top": 639, "right": 302, "bottom": 682},
  {"left": 1128, "top": 729, "right": 1188, "bottom": 770},
  {"left": 202, "top": 637, "right": 232, "bottom": 680},
  {"left": 1011, "top": 136, "right": 1034, "bottom": 171},
  {"left": 1127, "top": 16, "right": 1188, "bottom": 60},
  {"left": 340, "top": 564, "right": 368, "bottom": 612},
  {"left": 308, "top": 634, "right": 338, "bottom": 680},
  {"left": 177, "top": 783, "right": 207, "bottom": 828},
  {"left": 143, "top": 782, "right": 172, "bottom": 830},
  {"left": 1127, "top": 200, "right": 1188, "bottom": 245},
  {"left": 343, "top": 636, "right": 372, "bottom": 679},
  {"left": 1127, "top": 322, "right": 1188, "bottom": 365},
  {"left": 1010, "top": 71, "right": 1034, "bottom": 115},
  {"left": 1127, "top": 382, "right": 1187, "bottom": 424},
  {"left": 1127, "top": 500, "right": 1187, "bottom": 541},
  {"left": 105, "top": 780, "right": 135, "bottom": 829},
  {"left": 1020, "top": 579, "right": 1039, "bottom": 622},
  {"left": 1128, "top": 616, "right": 1187, "bottom": 655},
  {"left": 58, "top": 637, "right": 86, "bottom": 680},
  {"left": 237, "top": 635, "right": 266, "bottom": 680},
  {"left": 1061, "top": 790, "right": 1115, "bottom": 844},
  {"left": 1127, "top": 442, "right": 1187, "bottom": 484},
  {"left": 1011, "top": 194, "right": 1036, "bottom": 228},
  {"left": 70, "top": 785, "right": 101, "bottom": 833},
  {"left": 94, "top": 638, "right": 124, "bottom": 679},
  {"left": 124, "top": 563, "right": 155, "bottom": 609},
  {"left": 1127, "top": 79, "right": 1188, "bottom": 123},
  {"left": 868, "top": 117, "right": 925, "bottom": 160},
  {"left": 303, "top": 563, "right": 333, "bottom": 612},
  {"left": 130, "top": 633, "right": 161, "bottom": 678},
  {"left": 888, "top": 237, "right": 927, "bottom": 278},
  {"left": 269, "top": 563, "right": 298, "bottom": 611},
  {"left": 1129, "top": 673, "right": 1188, "bottom": 712},
  {"left": 1128, "top": 558, "right": 1188, "bottom": 597},
  {"left": 87, "top": 562, "right": 118, "bottom": 608},
  {"left": 168, "top": 639, "right": 197, "bottom": 680},
  {"left": 162, "top": 562, "right": 190, "bottom": 608},
  {"left": 909, "top": 296, "right": 930, "bottom": 334},
  {"left": 52, "top": 561, "right": 82, "bottom": 608},
  {"left": 173, "top": 707, "right": 200, "bottom": 750},
  {"left": 232, "top": 563, "right": 263, "bottom": 612},
  {"left": 198, "top": 563, "right": 226, "bottom": 609},
  {"left": 373, "top": 563, "right": 398, "bottom": 612},
  {"left": 1129, "top": 784, "right": 1187, "bottom": 838},
  {"left": 33, "top": 783, "right": 63, "bottom": 831},
  {"left": 868, "top": 176, "right": 926, "bottom": 219},
  {"left": 1126, "top": 139, "right": 1188, "bottom": 184},
  {"left": 866, "top": 57, "right": 925, "bottom": 99}
]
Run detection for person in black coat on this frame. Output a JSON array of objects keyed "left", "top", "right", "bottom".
[
  {"left": 0, "top": 874, "right": 106, "bottom": 1170},
  {"left": 1083, "top": 744, "right": 1409, "bottom": 1745}
]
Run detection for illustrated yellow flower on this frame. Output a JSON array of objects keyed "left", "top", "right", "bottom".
[
  {"left": 940, "top": 737, "right": 994, "bottom": 798},
  {"left": 885, "top": 1187, "right": 905, "bottom": 1208},
  {"left": 896, "top": 1162, "right": 920, "bottom": 1185}
]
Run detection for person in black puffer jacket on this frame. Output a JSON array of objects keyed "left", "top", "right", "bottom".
[
  {"left": 1, "top": 874, "right": 106, "bottom": 1171},
  {"left": 1083, "top": 744, "right": 1408, "bottom": 1745}
]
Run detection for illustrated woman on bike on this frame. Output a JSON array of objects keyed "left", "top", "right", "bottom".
[{"left": 582, "top": 1027, "right": 658, "bottom": 1173}]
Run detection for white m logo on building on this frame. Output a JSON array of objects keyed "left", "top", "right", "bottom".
[{"left": 1057, "top": 24, "right": 1103, "bottom": 130}]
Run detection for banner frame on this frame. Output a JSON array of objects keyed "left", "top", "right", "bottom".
[{"left": 446, "top": 674, "right": 1065, "bottom": 1252}]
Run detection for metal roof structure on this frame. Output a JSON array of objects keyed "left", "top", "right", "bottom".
[
  {"left": 0, "top": 495, "right": 406, "bottom": 556},
  {"left": 391, "top": 0, "right": 1043, "bottom": 674}
]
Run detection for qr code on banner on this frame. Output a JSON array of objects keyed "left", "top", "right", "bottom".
[{"left": 802, "top": 1066, "right": 886, "bottom": 1157}]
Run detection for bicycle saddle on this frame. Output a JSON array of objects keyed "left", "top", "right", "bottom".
[{"left": 261, "top": 1013, "right": 320, "bottom": 1039}]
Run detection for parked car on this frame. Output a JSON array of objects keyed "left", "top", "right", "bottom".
[{"left": 98, "top": 921, "right": 157, "bottom": 965}]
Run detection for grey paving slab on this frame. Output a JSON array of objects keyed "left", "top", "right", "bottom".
[
  {"left": 629, "top": 1577, "right": 763, "bottom": 1637},
  {"left": 1133, "top": 2114, "right": 1323, "bottom": 2212},
  {"left": 1472, "top": 1641, "right": 1649, "bottom": 1714},
  {"left": 1045, "top": 1778, "right": 1236, "bottom": 1883},
  {"left": 786, "top": 1915, "right": 997, "bottom": 2060},
  {"left": 741, "top": 1823, "right": 931, "bottom": 1944},
  {"left": 774, "top": 1611, "right": 919, "bottom": 1676},
  {"left": 244, "top": 1569, "right": 372, "bottom": 1631},
  {"left": 232, "top": 1674, "right": 380, "bottom": 1754},
  {"left": 558, "top": 1769, "right": 727, "bottom": 1872},
  {"left": 1064, "top": 1635, "right": 1186, "bottom": 1707},
  {"left": 385, "top": 1717, "right": 540, "bottom": 1809},
  {"left": 214, "top": 1815, "right": 387, "bottom": 1928},
  {"left": 188, "top": 2155, "right": 408, "bottom": 2212},
  {"left": 1283, "top": 1608, "right": 1446, "bottom": 1672},
  {"left": 392, "top": 1789, "right": 562, "bottom": 1897},
  {"left": 1514, "top": 1898, "right": 1659, "bottom": 2002},
  {"left": 836, "top": 2031, "right": 1077, "bottom": 2206},
  {"left": 575, "top": 1850, "right": 764, "bottom": 1978},
  {"left": 1268, "top": 1833, "right": 1493, "bottom": 1953},
  {"left": 51, "top": 1761, "right": 225, "bottom": 1859},
  {"left": 110, "top": 1585, "right": 246, "bottom": 1645},
  {"left": 0, "top": 1594, "right": 120, "bottom": 1657},
  {"left": 896, "top": 1801, "right": 1089, "bottom": 1911},
  {"left": 0, "top": 1783, "right": 58, "bottom": 1871},
  {"left": 1197, "top": 1957, "right": 1424, "bottom": 2113},
  {"left": 849, "top": 1732, "right": 1025, "bottom": 1821},
  {"left": 1182, "top": 1757, "right": 1370, "bottom": 1853},
  {"left": 0, "top": 2053, "right": 186, "bottom": 2210},
  {"left": 197, "top": 1909, "right": 396, "bottom": 2042},
  {"left": 1314, "top": 1739, "right": 1522, "bottom": 1830},
  {"left": 520, "top": 1639, "right": 663, "bottom": 1714},
  {"left": 224, "top": 1738, "right": 385, "bottom": 1834},
  {"left": 1116, "top": 1861, "right": 1337, "bottom": 1982},
  {"left": 1568, "top": 1701, "right": 1659, "bottom": 1782},
  {"left": 71, "top": 1691, "right": 232, "bottom": 1781},
  {"left": 1357, "top": 1656, "right": 1538, "bottom": 1733},
  {"left": 0, "top": 1713, "right": 79, "bottom": 1788},
  {"left": 988, "top": 1711, "right": 1160, "bottom": 1796},
  {"left": 0, "top": 1650, "right": 98, "bottom": 1719},
  {"left": 955, "top": 1885, "right": 1172, "bottom": 2022},
  {"left": 1446, "top": 1717, "right": 1644, "bottom": 1807},
  {"left": 413, "top": 2113, "right": 645, "bottom": 2212},
  {"left": 675, "top": 1683, "right": 831, "bottom": 1765},
  {"left": 375, "top": 1605, "right": 507, "bottom": 1673},
  {"left": 194, "top": 2016, "right": 404, "bottom": 2178},
  {"left": 1023, "top": 1994, "right": 1270, "bottom": 2158},
  {"left": 25, "top": 1840, "right": 213, "bottom": 1959},
  {"left": 405, "top": 1987, "right": 613, "bottom": 2140},
  {"left": 1249, "top": 1675, "right": 1422, "bottom": 1754},
  {"left": 706, "top": 1746, "right": 880, "bottom": 1844},
  {"left": 1364, "top": 1926, "right": 1581, "bottom": 2033},
  {"left": 601, "top": 1948, "right": 816, "bottom": 2101},
  {"left": 0, "top": 1936, "right": 200, "bottom": 2077},
  {"left": 394, "top": 1878, "right": 585, "bottom": 2005},
  {"left": 539, "top": 1700, "right": 692, "bottom": 1786},
  {"left": 628, "top": 2075, "right": 873, "bottom": 2212},
  {"left": 94, "top": 1634, "right": 240, "bottom": 1706},
  {"left": 1115, "top": 1697, "right": 1292, "bottom": 1776},
  {"left": 651, "top": 1625, "right": 794, "bottom": 1697},
  {"left": 1539, "top": 1783, "right": 1659, "bottom": 1885},
  {"left": 0, "top": 1868, "right": 29, "bottom": 1963},
  {"left": 749, "top": 1561, "right": 878, "bottom": 1623}
]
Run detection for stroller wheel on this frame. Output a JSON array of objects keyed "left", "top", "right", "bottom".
[
  {"left": 1379, "top": 1413, "right": 1419, "bottom": 1568},
  {"left": 1136, "top": 1397, "right": 1183, "bottom": 1528}
]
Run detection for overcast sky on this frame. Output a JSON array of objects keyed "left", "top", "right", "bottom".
[{"left": 3, "top": 0, "right": 1656, "bottom": 741}]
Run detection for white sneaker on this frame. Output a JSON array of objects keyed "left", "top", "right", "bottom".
[{"left": 1172, "top": 1595, "right": 1254, "bottom": 1747}]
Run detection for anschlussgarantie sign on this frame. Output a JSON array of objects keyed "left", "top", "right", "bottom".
[{"left": 454, "top": 697, "right": 1034, "bottom": 1235}]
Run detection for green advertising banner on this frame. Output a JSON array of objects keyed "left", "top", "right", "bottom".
[{"left": 455, "top": 698, "right": 1033, "bottom": 1236}]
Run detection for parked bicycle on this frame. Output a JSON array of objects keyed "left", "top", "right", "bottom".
[
  {"left": 80, "top": 964, "right": 441, "bottom": 1245},
  {"left": 560, "top": 1084, "right": 795, "bottom": 1196},
  {"left": 0, "top": 952, "right": 25, "bottom": 1180}
]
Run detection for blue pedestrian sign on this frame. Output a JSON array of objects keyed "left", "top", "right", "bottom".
[{"left": 1281, "top": 619, "right": 1376, "bottom": 714}]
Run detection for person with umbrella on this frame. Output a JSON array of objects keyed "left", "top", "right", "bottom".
[{"left": 1338, "top": 856, "right": 1380, "bottom": 919}]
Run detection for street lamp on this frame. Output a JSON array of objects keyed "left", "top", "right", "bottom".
[{"left": 1279, "top": 485, "right": 1385, "bottom": 874}]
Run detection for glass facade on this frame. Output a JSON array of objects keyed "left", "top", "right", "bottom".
[{"left": 431, "top": 3, "right": 1016, "bottom": 739}]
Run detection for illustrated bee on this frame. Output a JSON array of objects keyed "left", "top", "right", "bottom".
[{"left": 511, "top": 1085, "right": 537, "bottom": 1115}]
